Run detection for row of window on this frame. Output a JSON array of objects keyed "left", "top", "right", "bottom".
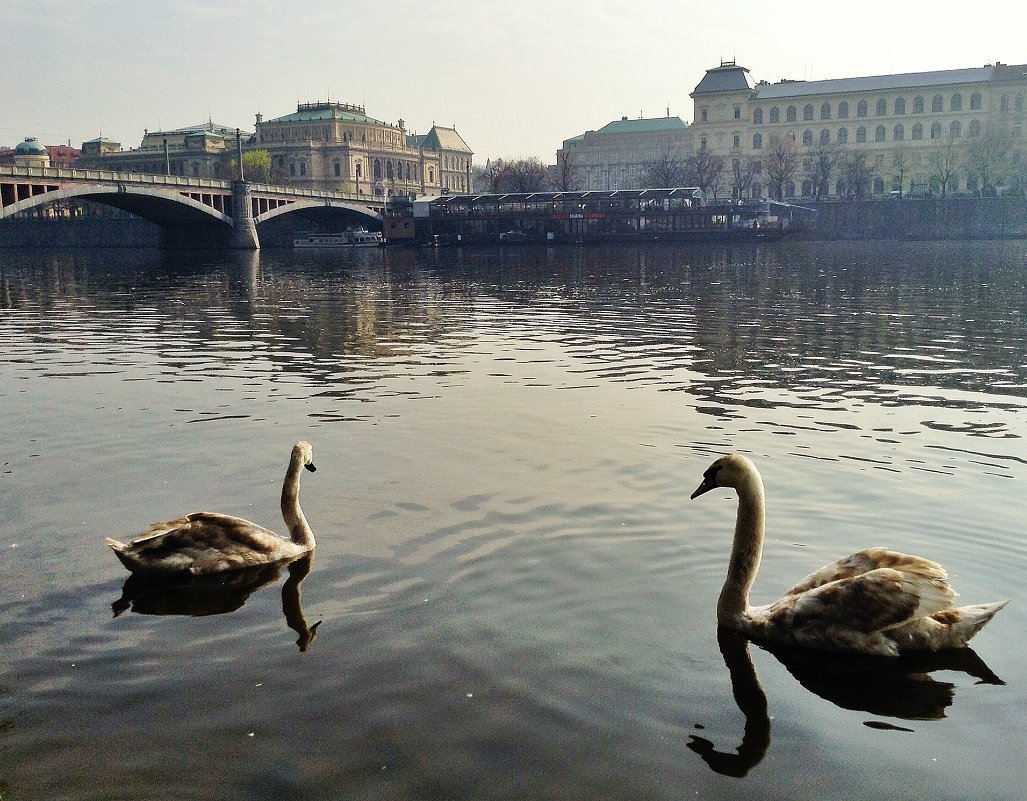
[
  {"left": 751, "top": 91, "right": 1026, "bottom": 125},
  {"left": 750, "top": 119, "right": 985, "bottom": 149}
]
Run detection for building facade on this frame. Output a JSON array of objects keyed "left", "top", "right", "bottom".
[
  {"left": 253, "top": 101, "right": 472, "bottom": 197},
  {"left": 690, "top": 60, "right": 1027, "bottom": 198},
  {"left": 557, "top": 115, "right": 692, "bottom": 190},
  {"left": 77, "top": 122, "right": 240, "bottom": 178}
]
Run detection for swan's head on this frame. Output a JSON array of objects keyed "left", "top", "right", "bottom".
[
  {"left": 293, "top": 441, "right": 317, "bottom": 473},
  {"left": 691, "top": 454, "right": 759, "bottom": 499}
]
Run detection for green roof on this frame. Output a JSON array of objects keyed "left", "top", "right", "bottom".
[
  {"left": 594, "top": 116, "right": 688, "bottom": 135},
  {"left": 265, "top": 101, "right": 385, "bottom": 126}
]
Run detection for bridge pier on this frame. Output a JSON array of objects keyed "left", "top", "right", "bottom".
[{"left": 230, "top": 180, "right": 259, "bottom": 249}]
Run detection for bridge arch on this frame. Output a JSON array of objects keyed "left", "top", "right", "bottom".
[
  {"left": 254, "top": 197, "right": 382, "bottom": 228},
  {"left": 1, "top": 183, "right": 231, "bottom": 225}
]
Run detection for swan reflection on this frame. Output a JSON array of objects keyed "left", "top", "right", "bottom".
[
  {"left": 688, "top": 627, "right": 1004, "bottom": 777},
  {"left": 112, "top": 553, "right": 321, "bottom": 651}
]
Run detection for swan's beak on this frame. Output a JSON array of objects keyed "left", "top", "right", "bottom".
[
  {"left": 305, "top": 463, "right": 317, "bottom": 473},
  {"left": 690, "top": 477, "right": 717, "bottom": 500}
]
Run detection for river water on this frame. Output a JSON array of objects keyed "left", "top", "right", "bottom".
[{"left": 1, "top": 240, "right": 1025, "bottom": 800}]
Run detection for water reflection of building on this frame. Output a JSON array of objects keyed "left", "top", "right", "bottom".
[{"left": 254, "top": 101, "right": 472, "bottom": 198}]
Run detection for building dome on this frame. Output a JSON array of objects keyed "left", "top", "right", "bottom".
[{"left": 15, "top": 136, "right": 47, "bottom": 155}]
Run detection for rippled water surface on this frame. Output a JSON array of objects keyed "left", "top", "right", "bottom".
[{"left": 1, "top": 241, "right": 1025, "bottom": 800}]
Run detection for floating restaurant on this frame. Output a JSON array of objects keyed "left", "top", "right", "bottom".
[{"left": 385, "top": 188, "right": 815, "bottom": 245}]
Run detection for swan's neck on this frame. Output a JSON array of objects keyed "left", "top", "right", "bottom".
[
  {"left": 718, "top": 472, "right": 765, "bottom": 625},
  {"left": 281, "top": 455, "right": 314, "bottom": 548}
]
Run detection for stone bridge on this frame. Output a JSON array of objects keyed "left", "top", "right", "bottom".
[{"left": 0, "top": 165, "right": 387, "bottom": 249}]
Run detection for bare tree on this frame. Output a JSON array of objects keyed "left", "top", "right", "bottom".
[
  {"left": 928, "top": 135, "right": 961, "bottom": 197},
  {"left": 890, "top": 143, "right": 909, "bottom": 196},
  {"left": 730, "top": 156, "right": 761, "bottom": 200},
  {"left": 642, "top": 148, "right": 690, "bottom": 188},
  {"left": 763, "top": 134, "right": 799, "bottom": 200},
  {"left": 964, "top": 124, "right": 1014, "bottom": 194},
  {"left": 806, "top": 143, "right": 842, "bottom": 199},
  {"left": 478, "top": 157, "right": 549, "bottom": 193},
  {"left": 551, "top": 150, "right": 580, "bottom": 191},
  {"left": 839, "top": 149, "right": 875, "bottom": 199},
  {"left": 688, "top": 145, "right": 726, "bottom": 198}
]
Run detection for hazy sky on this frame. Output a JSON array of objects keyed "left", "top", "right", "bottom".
[{"left": 4, "top": 1, "right": 1024, "bottom": 163}]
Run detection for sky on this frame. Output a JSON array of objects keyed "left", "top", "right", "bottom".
[{"left": 3, "top": 0, "right": 1025, "bottom": 163}]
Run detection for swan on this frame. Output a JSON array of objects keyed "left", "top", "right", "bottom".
[
  {"left": 690, "top": 454, "right": 1009, "bottom": 656},
  {"left": 107, "top": 441, "right": 317, "bottom": 577}
]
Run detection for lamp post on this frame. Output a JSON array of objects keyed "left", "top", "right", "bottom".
[
  {"left": 163, "top": 136, "right": 170, "bottom": 176},
  {"left": 236, "top": 128, "right": 244, "bottom": 181}
]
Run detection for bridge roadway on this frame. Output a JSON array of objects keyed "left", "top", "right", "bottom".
[{"left": 0, "top": 165, "right": 386, "bottom": 249}]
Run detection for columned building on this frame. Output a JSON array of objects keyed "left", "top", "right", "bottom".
[
  {"left": 557, "top": 115, "right": 692, "bottom": 190},
  {"left": 690, "top": 60, "right": 1027, "bottom": 198},
  {"left": 77, "top": 122, "right": 240, "bottom": 178},
  {"left": 253, "top": 101, "right": 472, "bottom": 197}
]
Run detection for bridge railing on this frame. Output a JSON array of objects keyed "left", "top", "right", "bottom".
[{"left": 0, "top": 164, "right": 382, "bottom": 205}]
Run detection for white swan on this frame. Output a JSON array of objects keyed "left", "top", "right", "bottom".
[
  {"left": 107, "top": 441, "right": 317, "bottom": 577},
  {"left": 691, "top": 454, "right": 1008, "bottom": 656}
]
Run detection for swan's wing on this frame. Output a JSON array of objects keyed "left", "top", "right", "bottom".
[
  {"left": 128, "top": 512, "right": 281, "bottom": 552},
  {"left": 783, "top": 548, "right": 949, "bottom": 596},
  {"left": 771, "top": 567, "right": 957, "bottom": 635}
]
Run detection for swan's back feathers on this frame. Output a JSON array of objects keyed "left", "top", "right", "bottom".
[{"left": 784, "top": 547, "right": 949, "bottom": 596}]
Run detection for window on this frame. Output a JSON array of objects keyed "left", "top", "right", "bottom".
[
  {"left": 333, "top": 161, "right": 341, "bottom": 177},
  {"left": 913, "top": 96, "right": 924, "bottom": 113},
  {"left": 299, "top": 161, "right": 306, "bottom": 176},
  {"left": 786, "top": 105, "right": 797, "bottom": 122},
  {"left": 912, "top": 123, "right": 924, "bottom": 140},
  {"left": 856, "top": 126, "right": 867, "bottom": 143},
  {"left": 289, "top": 162, "right": 295, "bottom": 176},
  {"left": 734, "top": 106, "right": 741, "bottom": 119},
  {"left": 932, "top": 95, "right": 943, "bottom": 112},
  {"left": 931, "top": 122, "right": 942, "bottom": 139},
  {"left": 837, "top": 127, "right": 848, "bottom": 144},
  {"left": 701, "top": 107, "right": 708, "bottom": 122},
  {"left": 752, "top": 133, "right": 763, "bottom": 149},
  {"left": 970, "top": 92, "right": 982, "bottom": 110},
  {"left": 895, "top": 98, "right": 906, "bottom": 115},
  {"left": 951, "top": 93, "right": 962, "bottom": 111},
  {"left": 733, "top": 134, "right": 740, "bottom": 148},
  {"left": 876, "top": 98, "right": 887, "bottom": 116},
  {"left": 820, "top": 128, "right": 830, "bottom": 145},
  {"left": 950, "top": 120, "right": 961, "bottom": 138},
  {"left": 874, "top": 154, "right": 885, "bottom": 168},
  {"left": 355, "top": 162, "right": 362, "bottom": 178},
  {"left": 753, "top": 108, "right": 763, "bottom": 124},
  {"left": 1001, "top": 94, "right": 1010, "bottom": 112},
  {"left": 893, "top": 124, "right": 904, "bottom": 141},
  {"left": 803, "top": 104, "right": 814, "bottom": 121},
  {"left": 857, "top": 100, "right": 868, "bottom": 117},
  {"left": 802, "top": 129, "right": 813, "bottom": 146},
  {"left": 838, "top": 101, "right": 849, "bottom": 118},
  {"left": 968, "top": 119, "right": 981, "bottom": 137},
  {"left": 700, "top": 136, "right": 707, "bottom": 148},
  {"left": 785, "top": 181, "right": 796, "bottom": 197},
  {"left": 821, "top": 103, "right": 831, "bottom": 120},
  {"left": 875, "top": 125, "right": 886, "bottom": 142},
  {"left": 769, "top": 107, "right": 780, "bottom": 123},
  {"left": 386, "top": 161, "right": 394, "bottom": 179}
]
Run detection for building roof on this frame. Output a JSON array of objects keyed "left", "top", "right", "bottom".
[
  {"left": 595, "top": 116, "right": 688, "bottom": 135},
  {"left": 753, "top": 66, "right": 995, "bottom": 100},
  {"left": 692, "top": 62, "right": 756, "bottom": 95},
  {"left": 14, "top": 137, "right": 47, "bottom": 155},
  {"left": 264, "top": 101, "right": 386, "bottom": 126},
  {"left": 152, "top": 121, "right": 239, "bottom": 137},
  {"left": 413, "top": 125, "right": 473, "bottom": 153}
]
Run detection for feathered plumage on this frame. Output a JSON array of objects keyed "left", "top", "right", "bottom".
[
  {"left": 107, "top": 441, "right": 317, "bottom": 576},
  {"left": 691, "top": 454, "right": 1008, "bottom": 656}
]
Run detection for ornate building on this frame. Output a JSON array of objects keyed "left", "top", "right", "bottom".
[
  {"left": 690, "top": 60, "right": 1027, "bottom": 198},
  {"left": 557, "top": 115, "right": 692, "bottom": 190},
  {"left": 253, "top": 101, "right": 472, "bottom": 197},
  {"left": 77, "top": 122, "right": 240, "bottom": 178}
]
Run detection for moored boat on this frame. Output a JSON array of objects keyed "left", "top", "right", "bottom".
[{"left": 294, "top": 229, "right": 383, "bottom": 248}]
